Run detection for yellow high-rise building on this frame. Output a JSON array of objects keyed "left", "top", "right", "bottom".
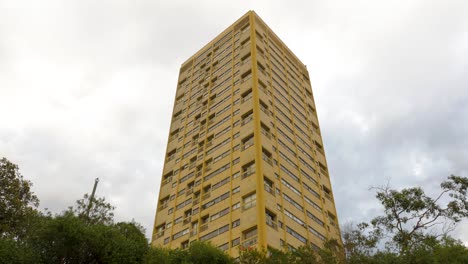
[{"left": 152, "top": 11, "right": 341, "bottom": 256}]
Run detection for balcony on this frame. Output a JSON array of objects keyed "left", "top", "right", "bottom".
[
  {"left": 262, "top": 153, "right": 272, "bottom": 166},
  {"left": 320, "top": 167, "right": 329, "bottom": 177},
  {"left": 241, "top": 138, "right": 254, "bottom": 151},
  {"left": 242, "top": 236, "right": 258, "bottom": 248},
  {"left": 241, "top": 169, "right": 255, "bottom": 179},
  {"left": 159, "top": 203, "right": 168, "bottom": 210},
  {"left": 242, "top": 200, "right": 256, "bottom": 211},
  {"left": 155, "top": 230, "right": 165, "bottom": 239},
  {"left": 241, "top": 115, "right": 254, "bottom": 126},
  {"left": 264, "top": 183, "right": 274, "bottom": 196},
  {"left": 240, "top": 47, "right": 251, "bottom": 61},
  {"left": 200, "top": 223, "right": 209, "bottom": 232},
  {"left": 161, "top": 176, "right": 173, "bottom": 186},
  {"left": 202, "top": 192, "right": 211, "bottom": 200},
  {"left": 257, "top": 69, "right": 269, "bottom": 84},
  {"left": 260, "top": 128, "right": 271, "bottom": 140},
  {"left": 266, "top": 219, "right": 278, "bottom": 230}
]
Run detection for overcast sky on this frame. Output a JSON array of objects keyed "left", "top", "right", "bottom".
[{"left": 1, "top": 0, "right": 467, "bottom": 243}]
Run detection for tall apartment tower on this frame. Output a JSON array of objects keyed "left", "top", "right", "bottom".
[{"left": 152, "top": 11, "right": 341, "bottom": 257}]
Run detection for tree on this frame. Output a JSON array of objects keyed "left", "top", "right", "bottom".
[
  {"left": 341, "top": 223, "right": 382, "bottom": 264},
  {"left": 238, "top": 246, "right": 268, "bottom": 264},
  {"left": 0, "top": 237, "right": 38, "bottom": 264},
  {"left": 145, "top": 241, "right": 233, "bottom": 264},
  {"left": 0, "top": 157, "right": 39, "bottom": 239},
  {"left": 28, "top": 212, "right": 148, "bottom": 264},
  {"left": 187, "top": 241, "right": 233, "bottom": 264},
  {"left": 145, "top": 246, "right": 171, "bottom": 264},
  {"left": 370, "top": 175, "right": 468, "bottom": 254},
  {"left": 70, "top": 193, "right": 115, "bottom": 225}
]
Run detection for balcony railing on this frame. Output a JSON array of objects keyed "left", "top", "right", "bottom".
[
  {"left": 200, "top": 223, "right": 209, "bottom": 232},
  {"left": 241, "top": 115, "right": 253, "bottom": 126},
  {"left": 241, "top": 169, "right": 255, "bottom": 179},
  {"left": 241, "top": 139, "right": 254, "bottom": 151},
  {"left": 320, "top": 168, "right": 328, "bottom": 177},
  {"left": 242, "top": 236, "right": 258, "bottom": 247},
  {"left": 260, "top": 129, "right": 271, "bottom": 139},
  {"left": 262, "top": 154, "right": 273, "bottom": 165},
  {"left": 156, "top": 230, "right": 165, "bottom": 238},
  {"left": 266, "top": 219, "right": 278, "bottom": 230},
  {"left": 264, "top": 184, "right": 274, "bottom": 196},
  {"left": 202, "top": 192, "right": 211, "bottom": 200},
  {"left": 162, "top": 177, "right": 173, "bottom": 186},
  {"left": 242, "top": 200, "right": 256, "bottom": 211}
]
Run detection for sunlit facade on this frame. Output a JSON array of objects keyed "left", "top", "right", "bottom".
[{"left": 152, "top": 11, "right": 341, "bottom": 257}]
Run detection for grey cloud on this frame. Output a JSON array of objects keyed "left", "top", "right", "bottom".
[{"left": 1, "top": 0, "right": 467, "bottom": 242}]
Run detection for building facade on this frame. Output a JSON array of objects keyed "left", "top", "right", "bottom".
[{"left": 152, "top": 11, "right": 341, "bottom": 257}]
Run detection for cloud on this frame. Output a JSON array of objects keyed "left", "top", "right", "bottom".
[{"left": 1, "top": 0, "right": 467, "bottom": 242}]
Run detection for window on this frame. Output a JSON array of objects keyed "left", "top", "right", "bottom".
[
  {"left": 181, "top": 240, "right": 189, "bottom": 249},
  {"left": 242, "top": 161, "right": 255, "bottom": 178},
  {"left": 264, "top": 177, "right": 274, "bottom": 195},
  {"left": 241, "top": 89, "right": 253, "bottom": 103},
  {"left": 265, "top": 210, "right": 277, "bottom": 229},
  {"left": 202, "top": 191, "right": 230, "bottom": 210},
  {"left": 172, "top": 228, "right": 189, "bottom": 240},
  {"left": 242, "top": 192, "right": 256, "bottom": 210},
  {"left": 283, "top": 193, "right": 303, "bottom": 211},
  {"left": 284, "top": 209, "right": 305, "bottom": 226},
  {"left": 200, "top": 224, "right": 229, "bottom": 241},
  {"left": 286, "top": 226, "right": 307, "bottom": 243},
  {"left": 262, "top": 148, "right": 273, "bottom": 165},
  {"left": 241, "top": 134, "right": 254, "bottom": 151},
  {"left": 241, "top": 111, "right": 254, "bottom": 126},
  {"left": 211, "top": 207, "right": 230, "bottom": 221},
  {"left": 232, "top": 219, "right": 240, "bottom": 228},
  {"left": 242, "top": 227, "right": 258, "bottom": 247},
  {"left": 232, "top": 237, "right": 240, "bottom": 246}
]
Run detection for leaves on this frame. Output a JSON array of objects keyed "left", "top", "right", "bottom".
[
  {"left": 70, "top": 193, "right": 115, "bottom": 225},
  {"left": 0, "top": 157, "right": 39, "bottom": 239},
  {"left": 369, "top": 175, "right": 468, "bottom": 254}
]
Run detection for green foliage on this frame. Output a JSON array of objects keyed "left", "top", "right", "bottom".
[
  {"left": 238, "top": 245, "right": 268, "bottom": 264},
  {"left": 0, "top": 157, "right": 39, "bottom": 239},
  {"left": 70, "top": 193, "right": 115, "bottom": 225},
  {"left": 27, "top": 212, "right": 148, "bottom": 264},
  {"left": 1, "top": 158, "right": 467, "bottom": 264},
  {"left": 145, "top": 246, "right": 171, "bottom": 264},
  {"left": 370, "top": 175, "right": 468, "bottom": 254},
  {"left": 187, "top": 241, "right": 233, "bottom": 264},
  {"left": 0, "top": 237, "right": 38, "bottom": 264},
  {"left": 145, "top": 242, "right": 232, "bottom": 264}
]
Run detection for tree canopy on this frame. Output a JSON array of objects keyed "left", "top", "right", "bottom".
[
  {"left": 1, "top": 157, "right": 467, "bottom": 263},
  {"left": 0, "top": 157, "right": 39, "bottom": 239}
]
